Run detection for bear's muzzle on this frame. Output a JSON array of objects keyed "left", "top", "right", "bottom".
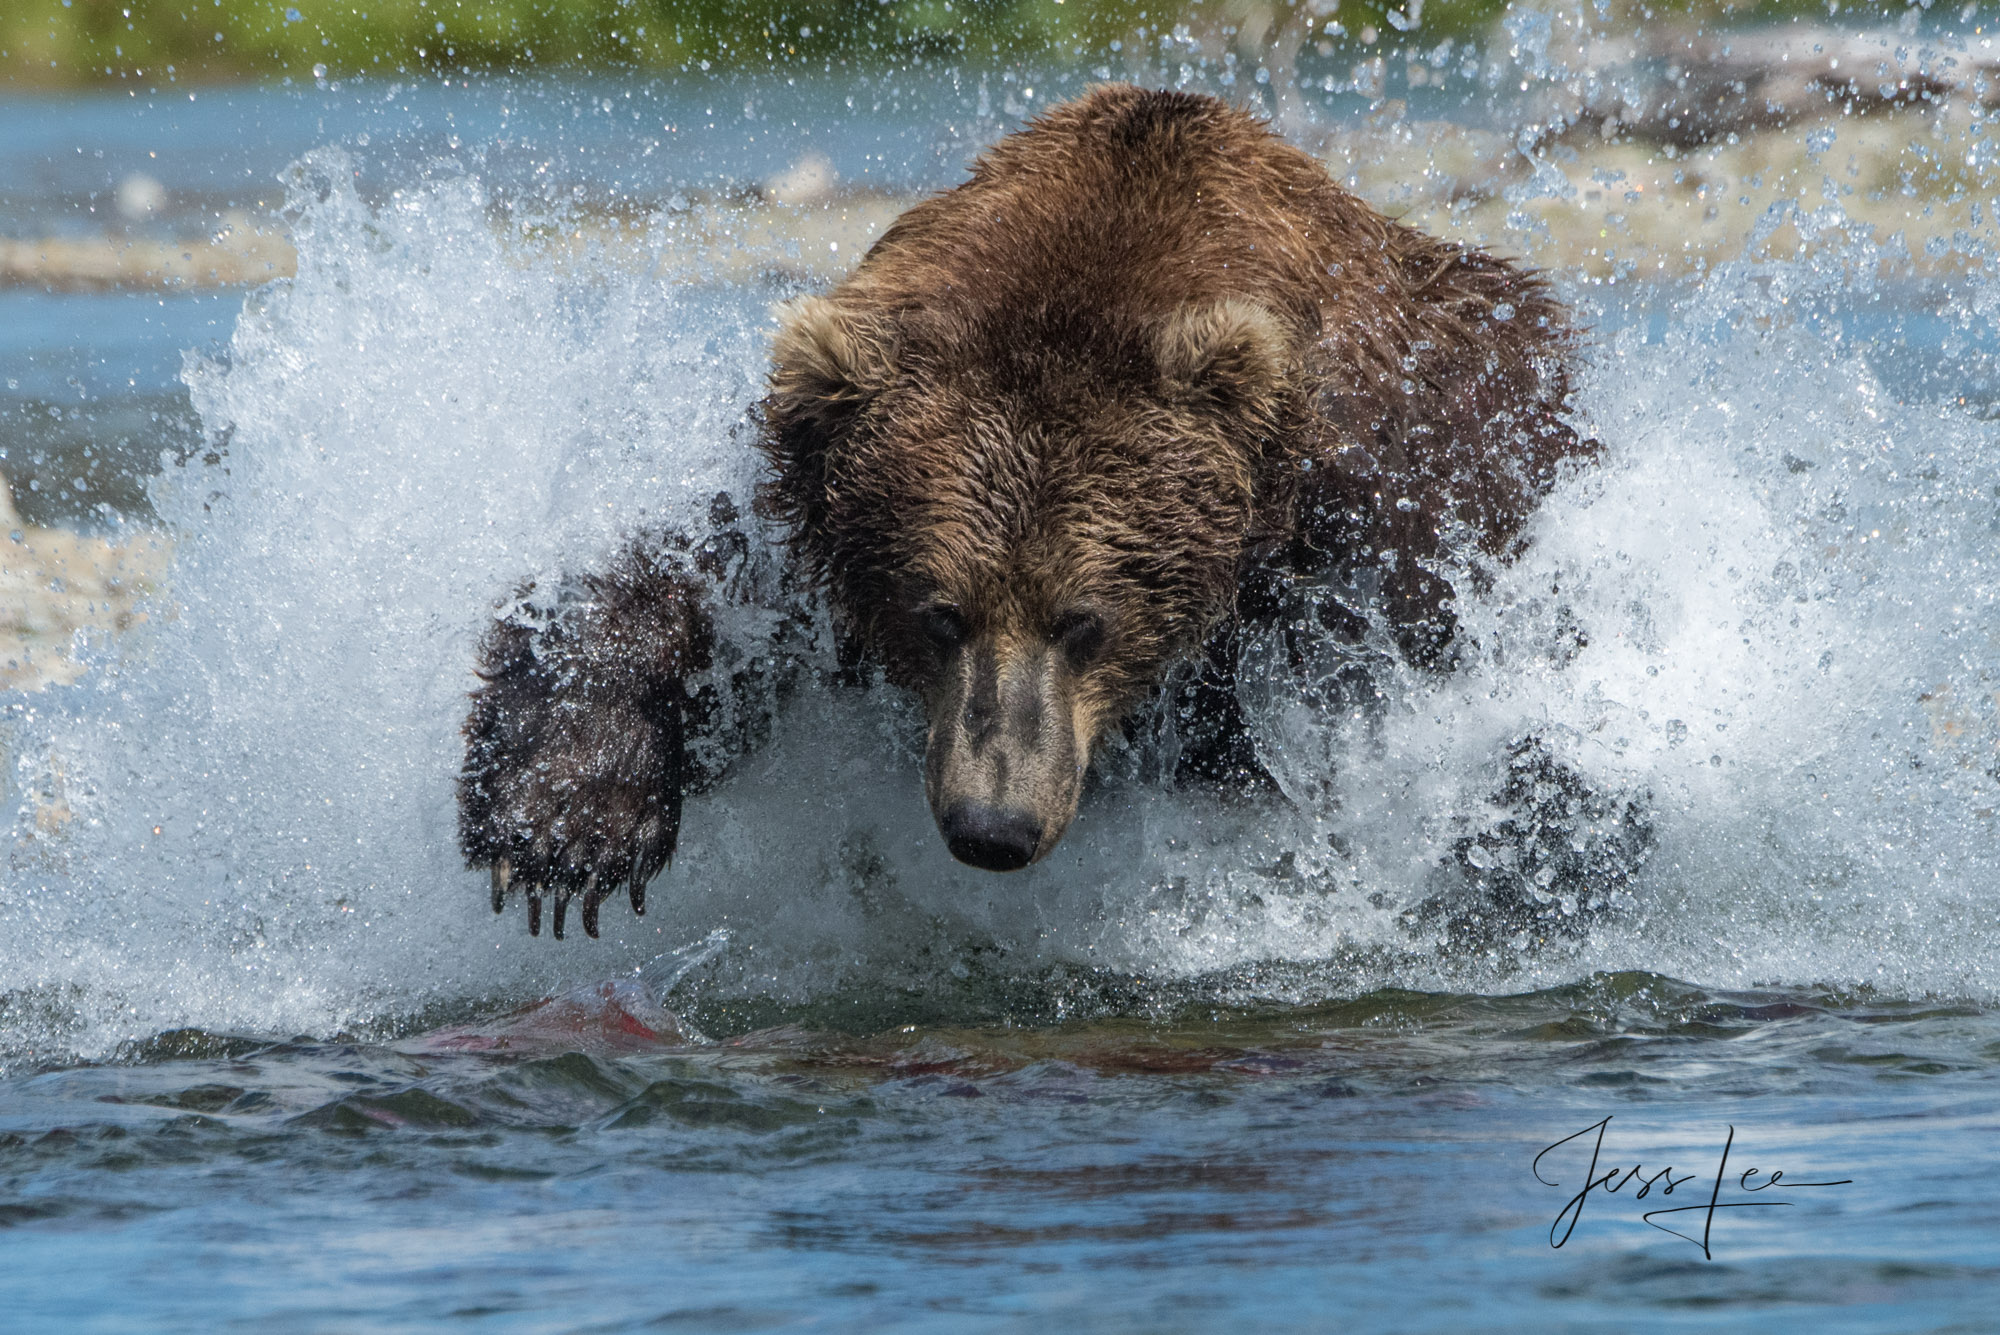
[{"left": 923, "top": 631, "right": 1088, "bottom": 870}]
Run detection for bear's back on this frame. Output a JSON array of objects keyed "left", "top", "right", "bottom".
[{"left": 851, "top": 85, "right": 1369, "bottom": 338}]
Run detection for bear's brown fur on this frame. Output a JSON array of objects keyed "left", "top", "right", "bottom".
[{"left": 460, "top": 85, "right": 1590, "bottom": 936}]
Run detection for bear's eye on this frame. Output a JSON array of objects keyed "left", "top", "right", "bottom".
[
  {"left": 919, "top": 605, "right": 969, "bottom": 651},
  {"left": 1052, "top": 610, "right": 1107, "bottom": 666}
]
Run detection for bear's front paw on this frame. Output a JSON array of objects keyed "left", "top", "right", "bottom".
[{"left": 458, "top": 613, "right": 697, "bottom": 940}]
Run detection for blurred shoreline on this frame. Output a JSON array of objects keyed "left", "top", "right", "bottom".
[
  {"left": 4, "top": 93, "right": 1996, "bottom": 295},
  {"left": 5, "top": 18, "right": 1997, "bottom": 293},
  {"left": 0, "top": 1, "right": 1944, "bottom": 93},
  {"left": 0, "top": 473, "right": 167, "bottom": 694}
]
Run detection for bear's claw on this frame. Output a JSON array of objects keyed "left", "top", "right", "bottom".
[
  {"left": 473, "top": 795, "right": 682, "bottom": 939},
  {"left": 488, "top": 873, "right": 626, "bottom": 940},
  {"left": 458, "top": 550, "right": 712, "bottom": 942}
]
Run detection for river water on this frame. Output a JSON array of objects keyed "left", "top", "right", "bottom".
[{"left": 3, "top": 56, "right": 2000, "bottom": 1332}]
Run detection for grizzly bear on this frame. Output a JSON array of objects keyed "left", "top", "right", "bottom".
[{"left": 459, "top": 84, "right": 1591, "bottom": 938}]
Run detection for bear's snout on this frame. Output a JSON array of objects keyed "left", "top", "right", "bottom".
[
  {"left": 937, "top": 802, "right": 1045, "bottom": 872},
  {"left": 923, "top": 631, "right": 1088, "bottom": 871}
]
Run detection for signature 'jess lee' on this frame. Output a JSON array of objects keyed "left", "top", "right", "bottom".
[{"left": 1533, "top": 1117, "right": 1852, "bottom": 1256}]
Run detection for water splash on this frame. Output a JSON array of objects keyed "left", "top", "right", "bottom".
[{"left": 5, "top": 151, "right": 1999, "bottom": 1065}]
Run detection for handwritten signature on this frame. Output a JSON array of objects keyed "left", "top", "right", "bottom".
[{"left": 1533, "top": 1116, "right": 1851, "bottom": 1256}]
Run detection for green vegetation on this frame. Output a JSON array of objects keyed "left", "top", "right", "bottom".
[{"left": 0, "top": 1, "right": 1951, "bottom": 89}]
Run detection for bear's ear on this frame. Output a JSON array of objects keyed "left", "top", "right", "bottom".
[
  {"left": 767, "top": 295, "right": 899, "bottom": 423},
  {"left": 1155, "top": 298, "right": 1292, "bottom": 408}
]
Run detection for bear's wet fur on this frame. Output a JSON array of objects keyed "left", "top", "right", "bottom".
[
  {"left": 762, "top": 86, "right": 1582, "bottom": 668},
  {"left": 460, "top": 85, "right": 1600, "bottom": 937}
]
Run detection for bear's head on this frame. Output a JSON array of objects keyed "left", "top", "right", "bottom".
[{"left": 760, "top": 292, "right": 1301, "bottom": 870}]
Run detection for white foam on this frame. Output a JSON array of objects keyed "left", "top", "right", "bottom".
[{"left": 5, "top": 155, "right": 1999, "bottom": 1060}]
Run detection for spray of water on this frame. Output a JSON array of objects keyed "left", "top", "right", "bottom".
[{"left": 4, "top": 152, "right": 1998, "bottom": 1062}]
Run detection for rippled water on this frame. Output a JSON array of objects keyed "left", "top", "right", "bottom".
[
  {"left": 5, "top": 974, "right": 1998, "bottom": 1330},
  {"left": 5, "top": 60, "right": 2000, "bottom": 1331}
]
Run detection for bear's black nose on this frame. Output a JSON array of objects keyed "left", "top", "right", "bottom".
[{"left": 940, "top": 803, "right": 1043, "bottom": 872}]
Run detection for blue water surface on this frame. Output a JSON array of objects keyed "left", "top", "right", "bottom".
[{"left": 3, "top": 979, "right": 1997, "bottom": 1333}]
